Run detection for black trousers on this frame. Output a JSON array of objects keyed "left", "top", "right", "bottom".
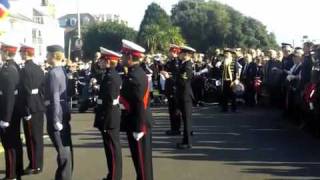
[
  {"left": 23, "top": 112, "right": 44, "bottom": 170},
  {"left": 101, "top": 129, "right": 122, "bottom": 180},
  {"left": 47, "top": 122, "right": 73, "bottom": 180},
  {"left": 244, "top": 81, "right": 255, "bottom": 106},
  {"left": 178, "top": 99, "right": 193, "bottom": 145},
  {"left": 0, "top": 116, "right": 23, "bottom": 179},
  {"left": 167, "top": 97, "right": 181, "bottom": 132},
  {"left": 126, "top": 130, "right": 153, "bottom": 180},
  {"left": 221, "top": 81, "right": 237, "bottom": 111}
]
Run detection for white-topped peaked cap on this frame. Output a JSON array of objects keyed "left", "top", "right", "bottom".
[
  {"left": 180, "top": 45, "right": 196, "bottom": 53},
  {"left": 0, "top": 40, "right": 19, "bottom": 48},
  {"left": 20, "top": 43, "right": 34, "bottom": 49},
  {"left": 100, "top": 47, "right": 122, "bottom": 58},
  {"left": 122, "top": 39, "right": 145, "bottom": 53}
]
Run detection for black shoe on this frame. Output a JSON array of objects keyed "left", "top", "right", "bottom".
[
  {"left": 166, "top": 130, "right": 181, "bottom": 136},
  {"left": 23, "top": 168, "right": 42, "bottom": 175},
  {"left": 190, "top": 131, "right": 194, "bottom": 136},
  {"left": 176, "top": 143, "right": 192, "bottom": 149}
]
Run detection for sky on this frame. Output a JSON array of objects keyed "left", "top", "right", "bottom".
[{"left": 26, "top": 0, "right": 320, "bottom": 46}]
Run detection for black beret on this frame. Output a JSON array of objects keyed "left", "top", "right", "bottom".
[{"left": 47, "top": 45, "right": 64, "bottom": 53}]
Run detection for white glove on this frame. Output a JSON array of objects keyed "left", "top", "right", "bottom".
[
  {"left": 54, "top": 122, "right": 63, "bottom": 131},
  {"left": 24, "top": 115, "right": 32, "bottom": 121},
  {"left": 309, "top": 102, "right": 315, "bottom": 110},
  {"left": 215, "top": 61, "right": 222, "bottom": 68},
  {"left": 286, "top": 75, "right": 294, "bottom": 81},
  {"left": 133, "top": 132, "right": 145, "bottom": 141},
  {"left": 0, "top": 121, "right": 9, "bottom": 128},
  {"left": 234, "top": 79, "right": 240, "bottom": 85},
  {"left": 216, "top": 80, "right": 222, "bottom": 86}
]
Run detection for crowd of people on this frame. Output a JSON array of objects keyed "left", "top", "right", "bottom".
[{"left": 0, "top": 38, "right": 320, "bottom": 180}]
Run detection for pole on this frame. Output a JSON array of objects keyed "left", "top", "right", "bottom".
[
  {"left": 68, "top": 38, "right": 72, "bottom": 61},
  {"left": 77, "top": 0, "right": 81, "bottom": 39}
]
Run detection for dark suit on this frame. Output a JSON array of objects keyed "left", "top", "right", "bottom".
[
  {"left": 177, "top": 60, "right": 194, "bottom": 146},
  {"left": 300, "top": 55, "right": 313, "bottom": 90},
  {"left": 241, "top": 62, "right": 258, "bottom": 106},
  {"left": 0, "top": 60, "right": 23, "bottom": 179},
  {"left": 94, "top": 68, "right": 122, "bottom": 180},
  {"left": 120, "top": 64, "right": 153, "bottom": 180},
  {"left": 164, "top": 58, "right": 182, "bottom": 132},
  {"left": 20, "top": 60, "right": 46, "bottom": 171}
]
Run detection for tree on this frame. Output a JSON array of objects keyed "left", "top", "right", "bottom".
[
  {"left": 137, "top": 3, "right": 186, "bottom": 53},
  {"left": 82, "top": 21, "right": 137, "bottom": 58},
  {"left": 171, "top": 0, "right": 278, "bottom": 52}
]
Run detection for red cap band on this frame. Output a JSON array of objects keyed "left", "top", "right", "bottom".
[
  {"left": 170, "top": 47, "right": 181, "bottom": 54},
  {"left": 121, "top": 47, "right": 143, "bottom": 58},
  {"left": 1, "top": 46, "right": 17, "bottom": 53}
]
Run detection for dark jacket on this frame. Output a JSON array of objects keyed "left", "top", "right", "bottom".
[
  {"left": 0, "top": 60, "right": 21, "bottom": 123},
  {"left": 120, "top": 64, "right": 152, "bottom": 132},
  {"left": 177, "top": 60, "right": 194, "bottom": 102},
  {"left": 94, "top": 68, "right": 122, "bottom": 130},
  {"left": 20, "top": 60, "right": 45, "bottom": 116}
]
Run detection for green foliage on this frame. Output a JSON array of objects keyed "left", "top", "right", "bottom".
[
  {"left": 82, "top": 21, "right": 137, "bottom": 58},
  {"left": 137, "top": 3, "right": 185, "bottom": 54},
  {"left": 171, "top": 0, "right": 278, "bottom": 52}
]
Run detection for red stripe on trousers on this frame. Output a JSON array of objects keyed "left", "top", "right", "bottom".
[
  {"left": 8, "top": 149, "right": 13, "bottom": 178},
  {"left": 28, "top": 121, "right": 36, "bottom": 169},
  {"left": 137, "top": 140, "right": 145, "bottom": 180},
  {"left": 108, "top": 132, "right": 116, "bottom": 180}
]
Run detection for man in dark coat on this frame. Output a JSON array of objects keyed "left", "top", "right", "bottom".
[
  {"left": 19, "top": 44, "right": 46, "bottom": 175},
  {"left": 120, "top": 39, "right": 153, "bottom": 180},
  {"left": 0, "top": 42, "right": 23, "bottom": 180},
  {"left": 94, "top": 47, "right": 122, "bottom": 180},
  {"left": 241, "top": 54, "right": 258, "bottom": 106},
  {"left": 176, "top": 46, "right": 195, "bottom": 149},
  {"left": 164, "top": 45, "right": 182, "bottom": 136}
]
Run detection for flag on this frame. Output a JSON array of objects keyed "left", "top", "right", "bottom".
[{"left": 0, "top": 0, "right": 10, "bottom": 21}]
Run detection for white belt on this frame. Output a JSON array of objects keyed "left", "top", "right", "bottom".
[
  {"left": 0, "top": 90, "right": 18, "bottom": 95},
  {"left": 97, "top": 98, "right": 119, "bottom": 106},
  {"left": 97, "top": 99, "right": 103, "bottom": 105},
  {"left": 31, "top": 89, "right": 39, "bottom": 95},
  {"left": 45, "top": 99, "right": 65, "bottom": 106},
  {"left": 113, "top": 98, "right": 119, "bottom": 106},
  {"left": 119, "top": 104, "right": 125, "bottom": 110}
]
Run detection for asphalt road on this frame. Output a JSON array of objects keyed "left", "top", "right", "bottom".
[{"left": 1, "top": 106, "right": 320, "bottom": 180}]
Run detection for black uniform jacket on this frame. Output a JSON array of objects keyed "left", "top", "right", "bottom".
[
  {"left": 176, "top": 60, "right": 194, "bottom": 102},
  {"left": 120, "top": 64, "right": 152, "bottom": 132},
  {"left": 0, "top": 60, "right": 21, "bottom": 123},
  {"left": 20, "top": 60, "right": 45, "bottom": 116},
  {"left": 94, "top": 68, "right": 122, "bottom": 130}
]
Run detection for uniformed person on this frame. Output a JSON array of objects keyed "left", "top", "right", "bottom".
[
  {"left": 120, "top": 39, "right": 153, "bottom": 180},
  {"left": 220, "top": 50, "right": 241, "bottom": 112},
  {"left": 164, "top": 44, "right": 182, "bottom": 136},
  {"left": 94, "top": 47, "right": 122, "bottom": 180},
  {"left": 19, "top": 43, "right": 45, "bottom": 175},
  {"left": 176, "top": 46, "right": 195, "bottom": 149},
  {"left": 0, "top": 41, "right": 23, "bottom": 180},
  {"left": 45, "top": 45, "right": 73, "bottom": 180}
]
